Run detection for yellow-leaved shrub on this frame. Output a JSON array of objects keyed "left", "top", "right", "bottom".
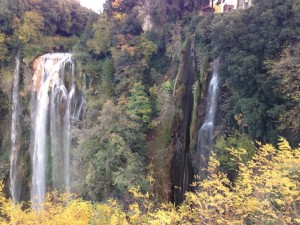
[{"left": 0, "top": 138, "right": 299, "bottom": 224}]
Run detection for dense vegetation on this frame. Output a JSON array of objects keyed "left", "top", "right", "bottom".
[
  {"left": 211, "top": 0, "right": 300, "bottom": 144},
  {"left": 1, "top": 139, "right": 299, "bottom": 224},
  {"left": 0, "top": 0, "right": 300, "bottom": 223}
]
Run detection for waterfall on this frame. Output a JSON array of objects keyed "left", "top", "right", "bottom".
[
  {"left": 30, "top": 53, "right": 85, "bottom": 206},
  {"left": 10, "top": 57, "right": 21, "bottom": 202},
  {"left": 197, "top": 59, "right": 219, "bottom": 173}
]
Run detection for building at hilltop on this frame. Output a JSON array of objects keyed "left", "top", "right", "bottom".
[
  {"left": 202, "top": 0, "right": 253, "bottom": 15},
  {"left": 237, "top": 0, "right": 253, "bottom": 9}
]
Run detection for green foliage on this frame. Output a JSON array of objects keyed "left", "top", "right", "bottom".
[
  {"left": 137, "top": 36, "right": 158, "bottom": 65},
  {"left": 147, "top": 83, "right": 175, "bottom": 200},
  {"left": 0, "top": 138, "right": 9, "bottom": 181},
  {"left": 266, "top": 43, "right": 300, "bottom": 145},
  {"left": 118, "top": 14, "right": 142, "bottom": 35},
  {"left": 101, "top": 58, "right": 115, "bottom": 95},
  {"left": 0, "top": 0, "right": 13, "bottom": 34},
  {"left": 0, "top": 33, "right": 9, "bottom": 62},
  {"left": 0, "top": 89, "right": 10, "bottom": 181},
  {"left": 192, "top": 0, "right": 300, "bottom": 143},
  {"left": 162, "top": 80, "right": 173, "bottom": 93},
  {"left": 112, "top": 48, "right": 134, "bottom": 68},
  {"left": 40, "top": 0, "right": 93, "bottom": 36},
  {"left": 73, "top": 100, "right": 148, "bottom": 201},
  {"left": 17, "top": 11, "right": 44, "bottom": 44},
  {"left": 237, "top": 97, "right": 267, "bottom": 140},
  {"left": 87, "top": 14, "right": 112, "bottom": 55},
  {"left": 0, "top": 0, "right": 93, "bottom": 65},
  {"left": 86, "top": 132, "right": 146, "bottom": 200},
  {"left": 215, "top": 130, "right": 255, "bottom": 181},
  {"left": 127, "top": 82, "right": 152, "bottom": 125},
  {"left": 149, "top": 52, "right": 170, "bottom": 75}
]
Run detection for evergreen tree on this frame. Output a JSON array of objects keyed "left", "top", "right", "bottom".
[{"left": 127, "top": 82, "right": 152, "bottom": 125}]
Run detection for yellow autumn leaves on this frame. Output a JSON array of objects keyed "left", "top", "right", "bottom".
[
  {"left": 183, "top": 138, "right": 300, "bottom": 224},
  {"left": 1, "top": 138, "right": 299, "bottom": 224}
]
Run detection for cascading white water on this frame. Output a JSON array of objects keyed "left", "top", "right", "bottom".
[
  {"left": 30, "top": 53, "right": 85, "bottom": 206},
  {"left": 10, "top": 57, "right": 21, "bottom": 202},
  {"left": 197, "top": 59, "right": 219, "bottom": 171}
]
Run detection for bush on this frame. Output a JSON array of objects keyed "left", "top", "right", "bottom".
[{"left": 1, "top": 139, "right": 299, "bottom": 224}]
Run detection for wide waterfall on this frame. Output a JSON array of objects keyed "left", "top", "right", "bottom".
[
  {"left": 30, "top": 53, "right": 85, "bottom": 206},
  {"left": 10, "top": 57, "right": 21, "bottom": 202},
  {"left": 197, "top": 59, "right": 219, "bottom": 173}
]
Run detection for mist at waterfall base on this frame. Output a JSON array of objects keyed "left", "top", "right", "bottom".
[
  {"left": 10, "top": 53, "right": 86, "bottom": 206},
  {"left": 197, "top": 60, "right": 219, "bottom": 175}
]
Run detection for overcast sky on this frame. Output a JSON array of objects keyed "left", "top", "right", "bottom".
[{"left": 80, "top": 0, "right": 106, "bottom": 13}]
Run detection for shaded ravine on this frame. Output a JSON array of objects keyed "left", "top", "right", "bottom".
[{"left": 171, "top": 39, "right": 196, "bottom": 204}]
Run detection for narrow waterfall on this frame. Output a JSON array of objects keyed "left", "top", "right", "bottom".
[
  {"left": 30, "top": 53, "right": 85, "bottom": 206},
  {"left": 10, "top": 57, "right": 21, "bottom": 202},
  {"left": 197, "top": 60, "right": 219, "bottom": 173}
]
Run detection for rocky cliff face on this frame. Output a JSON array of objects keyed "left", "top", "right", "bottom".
[{"left": 136, "top": 0, "right": 153, "bottom": 32}]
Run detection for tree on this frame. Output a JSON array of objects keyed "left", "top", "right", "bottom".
[
  {"left": 17, "top": 11, "right": 44, "bottom": 44},
  {"left": 72, "top": 100, "right": 148, "bottom": 201},
  {"left": 0, "top": 0, "right": 12, "bottom": 34},
  {"left": 215, "top": 130, "right": 255, "bottom": 181},
  {"left": 127, "top": 82, "right": 152, "bottom": 124},
  {"left": 267, "top": 43, "right": 300, "bottom": 145},
  {"left": 39, "top": 0, "right": 92, "bottom": 36},
  {"left": 86, "top": 132, "right": 146, "bottom": 200},
  {"left": 138, "top": 36, "right": 158, "bottom": 65},
  {"left": 205, "top": 0, "right": 300, "bottom": 143},
  {"left": 0, "top": 33, "right": 9, "bottom": 62},
  {"left": 87, "top": 14, "right": 112, "bottom": 55}
]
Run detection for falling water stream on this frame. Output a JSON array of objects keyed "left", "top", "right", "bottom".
[
  {"left": 197, "top": 59, "right": 219, "bottom": 173},
  {"left": 30, "top": 53, "right": 85, "bottom": 206},
  {"left": 10, "top": 57, "right": 21, "bottom": 203}
]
